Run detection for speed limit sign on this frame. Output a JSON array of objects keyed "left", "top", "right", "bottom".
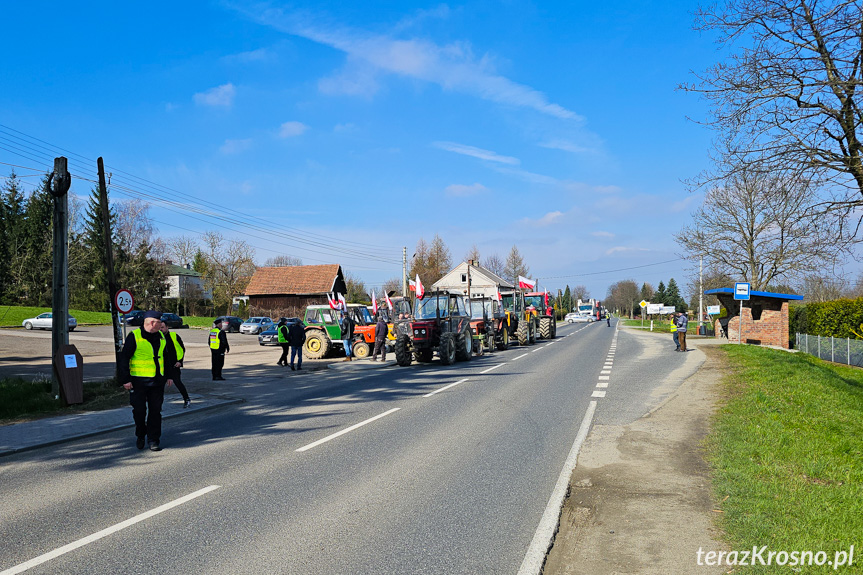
[{"left": 114, "top": 289, "right": 134, "bottom": 314}]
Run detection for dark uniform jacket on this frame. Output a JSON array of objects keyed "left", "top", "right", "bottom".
[
  {"left": 288, "top": 322, "right": 306, "bottom": 347},
  {"left": 119, "top": 329, "right": 179, "bottom": 386}
]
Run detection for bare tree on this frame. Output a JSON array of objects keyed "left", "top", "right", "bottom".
[
  {"left": 344, "top": 272, "right": 368, "bottom": 303},
  {"left": 799, "top": 274, "right": 847, "bottom": 302},
  {"left": 199, "top": 232, "right": 257, "bottom": 315},
  {"left": 483, "top": 253, "right": 506, "bottom": 278},
  {"left": 605, "top": 279, "right": 640, "bottom": 318},
  {"left": 572, "top": 285, "right": 590, "bottom": 301},
  {"left": 168, "top": 235, "right": 199, "bottom": 267},
  {"left": 684, "top": 1, "right": 863, "bottom": 210},
  {"left": 410, "top": 235, "right": 452, "bottom": 284},
  {"left": 382, "top": 276, "right": 402, "bottom": 295},
  {"left": 463, "top": 244, "right": 481, "bottom": 263},
  {"left": 263, "top": 255, "right": 303, "bottom": 267},
  {"left": 504, "top": 245, "right": 530, "bottom": 286},
  {"left": 675, "top": 170, "right": 853, "bottom": 290}
]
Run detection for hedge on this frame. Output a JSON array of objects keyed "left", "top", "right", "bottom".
[{"left": 789, "top": 297, "right": 863, "bottom": 340}]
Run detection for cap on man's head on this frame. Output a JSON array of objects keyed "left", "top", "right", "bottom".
[
  {"left": 143, "top": 311, "right": 162, "bottom": 320},
  {"left": 214, "top": 319, "right": 222, "bottom": 326}
]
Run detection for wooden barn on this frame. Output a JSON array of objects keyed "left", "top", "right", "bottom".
[{"left": 245, "top": 264, "right": 347, "bottom": 316}]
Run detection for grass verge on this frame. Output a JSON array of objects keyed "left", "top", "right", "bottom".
[
  {"left": 708, "top": 345, "right": 863, "bottom": 572},
  {"left": 0, "top": 304, "right": 217, "bottom": 329},
  {"left": 0, "top": 376, "right": 128, "bottom": 423},
  {"left": 619, "top": 318, "right": 677, "bottom": 333}
]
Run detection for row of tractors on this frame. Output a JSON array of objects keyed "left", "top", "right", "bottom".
[{"left": 298, "top": 289, "right": 557, "bottom": 367}]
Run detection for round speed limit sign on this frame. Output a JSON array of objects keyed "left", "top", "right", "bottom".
[{"left": 114, "top": 289, "right": 134, "bottom": 314}]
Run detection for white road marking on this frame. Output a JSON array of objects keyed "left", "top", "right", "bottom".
[
  {"left": 512, "top": 353, "right": 529, "bottom": 361},
  {"left": 591, "top": 390, "right": 606, "bottom": 398},
  {"left": 598, "top": 375, "right": 610, "bottom": 380},
  {"left": 531, "top": 348, "right": 542, "bottom": 353},
  {"left": 0, "top": 486, "right": 220, "bottom": 575},
  {"left": 423, "top": 378, "right": 469, "bottom": 398},
  {"left": 518, "top": 401, "right": 597, "bottom": 575},
  {"left": 601, "top": 370, "right": 611, "bottom": 374},
  {"left": 596, "top": 381, "right": 609, "bottom": 388},
  {"left": 480, "top": 363, "right": 505, "bottom": 374},
  {"left": 296, "top": 408, "right": 400, "bottom": 452}
]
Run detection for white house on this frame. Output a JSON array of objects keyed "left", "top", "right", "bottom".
[
  {"left": 164, "top": 263, "right": 211, "bottom": 300},
  {"left": 432, "top": 260, "right": 514, "bottom": 299}
]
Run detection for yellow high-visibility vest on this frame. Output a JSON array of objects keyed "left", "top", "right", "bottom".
[
  {"left": 209, "top": 328, "right": 221, "bottom": 350},
  {"left": 129, "top": 329, "right": 166, "bottom": 377},
  {"left": 166, "top": 331, "right": 184, "bottom": 361}
]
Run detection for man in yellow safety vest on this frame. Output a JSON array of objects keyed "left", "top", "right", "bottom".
[
  {"left": 209, "top": 318, "right": 230, "bottom": 380},
  {"left": 120, "top": 311, "right": 177, "bottom": 451}
]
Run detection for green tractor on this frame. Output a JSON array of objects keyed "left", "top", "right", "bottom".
[
  {"left": 302, "top": 304, "right": 372, "bottom": 359},
  {"left": 501, "top": 290, "right": 537, "bottom": 346}
]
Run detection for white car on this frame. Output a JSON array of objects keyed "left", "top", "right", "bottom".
[
  {"left": 565, "top": 314, "right": 592, "bottom": 324},
  {"left": 22, "top": 312, "right": 77, "bottom": 331},
  {"left": 240, "top": 316, "right": 274, "bottom": 335}
]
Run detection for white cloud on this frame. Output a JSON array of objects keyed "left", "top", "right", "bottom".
[
  {"left": 445, "top": 183, "right": 487, "bottom": 197},
  {"left": 591, "top": 231, "right": 615, "bottom": 239},
  {"left": 194, "top": 83, "right": 236, "bottom": 108},
  {"left": 223, "top": 48, "right": 272, "bottom": 64},
  {"left": 522, "top": 210, "right": 564, "bottom": 227},
  {"left": 238, "top": 8, "right": 581, "bottom": 120},
  {"left": 319, "top": 61, "right": 380, "bottom": 97},
  {"left": 433, "top": 141, "right": 519, "bottom": 165},
  {"left": 605, "top": 246, "right": 651, "bottom": 255},
  {"left": 494, "top": 166, "right": 560, "bottom": 185},
  {"left": 219, "top": 138, "right": 252, "bottom": 155},
  {"left": 670, "top": 195, "right": 697, "bottom": 213},
  {"left": 278, "top": 121, "right": 308, "bottom": 138},
  {"left": 539, "top": 140, "right": 594, "bottom": 154},
  {"left": 334, "top": 122, "right": 357, "bottom": 133}
]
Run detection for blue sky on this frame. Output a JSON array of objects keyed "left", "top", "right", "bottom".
[{"left": 0, "top": 1, "right": 724, "bottom": 298}]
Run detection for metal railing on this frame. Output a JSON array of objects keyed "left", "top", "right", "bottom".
[{"left": 795, "top": 333, "right": 863, "bottom": 367}]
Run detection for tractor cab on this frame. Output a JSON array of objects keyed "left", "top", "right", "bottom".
[{"left": 395, "top": 290, "right": 473, "bottom": 366}]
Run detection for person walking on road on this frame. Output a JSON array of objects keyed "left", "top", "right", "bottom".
[
  {"left": 670, "top": 313, "right": 679, "bottom": 351},
  {"left": 119, "top": 311, "right": 177, "bottom": 451},
  {"left": 276, "top": 318, "right": 290, "bottom": 366},
  {"left": 209, "top": 319, "right": 230, "bottom": 380},
  {"left": 371, "top": 314, "right": 388, "bottom": 361},
  {"left": 288, "top": 320, "right": 306, "bottom": 371},
  {"left": 676, "top": 310, "right": 689, "bottom": 352},
  {"left": 340, "top": 311, "right": 355, "bottom": 361},
  {"left": 161, "top": 322, "right": 191, "bottom": 408}
]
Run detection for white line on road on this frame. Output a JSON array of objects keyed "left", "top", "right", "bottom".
[
  {"left": 596, "top": 381, "right": 609, "bottom": 388},
  {"left": 598, "top": 375, "right": 610, "bottom": 380},
  {"left": 512, "top": 353, "right": 529, "bottom": 361},
  {"left": 518, "top": 401, "right": 598, "bottom": 575},
  {"left": 296, "top": 408, "right": 400, "bottom": 452},
  {"left": 601, "top": 370, "right": 611, "bottom": 374},
  {"left": 591, "top": 390, "right": 606, "bottom": 397},
  {"left": 480, "top": 363, "right": 505, "bottom": 374},
  {"left": 423, "top": 378, "right": 469, "bottom": 398},
  {"left": 0, "top": 486, "right": 220, "bottom": 575}
]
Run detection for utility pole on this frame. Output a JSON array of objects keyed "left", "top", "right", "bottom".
[
  {"left": 699, "top": 254, "right": 704, "bottom": 334},
  {"left": 50, "top": 157, "right": 71, "bottom": 399},
  {"left": 467, "top": 260, "right": 472, "bottom": 300},
  {"left": 402, "top": 246, "right": 408, "bottom": 297},
  {"left": 98, "top": 158, "right": 123, "bottom": 383}
]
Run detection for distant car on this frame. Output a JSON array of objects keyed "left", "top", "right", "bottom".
[
  {"left": 160, "top": 313, "right": 185, "bottom": 329},
  {"left": 564, "top": 312, "right": 579, "bottom": 324},
  {"left": 568, "top": 314, "right": 591, "bottom": 324},
  {"left": 22, "top": 312, "right": 77, "bottom": 331},
  {"left": 122, "top": 310, "right": 146, "bottom": 326},
  {"left": 240, "top": 316, "right": 274, "bottom": 335},
  {"left": 258, "top": 317, "right": 303, "bottom": 346},
  {"left": 215, "top": 316, "right": 243, "bottom": 333}
]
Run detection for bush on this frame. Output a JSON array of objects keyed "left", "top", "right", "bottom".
[{"left": 790, "top": 298, "right": 863, "bottom": 339}]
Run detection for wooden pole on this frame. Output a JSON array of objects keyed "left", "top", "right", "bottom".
[
  {"left": 98, "top": 158, "right": 123, "bottom": 382},
  {"left": 50, "top": 157, "right": 71, "bottom": 399}
]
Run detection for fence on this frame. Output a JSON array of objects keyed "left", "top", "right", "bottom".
[{"left": 795, "top": 333, "right": 863, "bottom": 367}]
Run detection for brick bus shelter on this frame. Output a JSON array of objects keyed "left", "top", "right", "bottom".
[{"left": 705, "top": 288, "right": 803, "bottom": 349}]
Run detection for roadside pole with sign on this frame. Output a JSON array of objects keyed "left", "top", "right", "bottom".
[
  {"left": 639, "top": 300, "right": 648, "bottom": 327},
  {"left": 734, "top": 283, "right": 750, "bottom": 344},
  {"left": 114, "top": 289, "right": 134, "bottom": 349}
]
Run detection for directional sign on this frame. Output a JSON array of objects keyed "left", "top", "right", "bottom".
[
  {"left": 639, "top": 300, "right": 648, "bottom": 308},
  {"left": 734, "top": 282, "right": 751, "bottom": 301},
  {"left": 646, "top": 303, "right": 663, "bottom": 314},
  {"left": 114, "top": 289, "right": 134, "bottom": 314}
]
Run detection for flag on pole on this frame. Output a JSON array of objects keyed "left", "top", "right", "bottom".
[
  {"left": 371, "top": 290, "right": 378, "bottom": 316},
  {"left": 337, "top": 293, "right": 347, "bottom": 312},
  {"left": 408, "top": 279, "right": 416, "bottom": 292},
  {"left": 518, "top": 275, "right": 536, "bottom": 290},
  {"left": 385, "top": 291, "right": 393, "bottom": 311},
  {"left": 415, "top": 274, "right": 425, "bottom": 299},
  {"left": 327, "top": 293, "right": 338, "bottom": 310}
]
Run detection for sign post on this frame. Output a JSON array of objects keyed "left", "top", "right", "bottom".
[
  {"left": 114, "top": 289, "right": 134, "bottom": 346},
  {"left": 639, "top": 300, "right": 648, "bottom": 327},
  {"left": 734, "top": 282, "right": 751, "bottom": 344}
]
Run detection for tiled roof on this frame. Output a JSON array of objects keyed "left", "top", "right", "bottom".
[
  {"left": 165, "top": 264, "right": 201, "bottom": 277},
  {"left": 245, "top": 264, "right": 342, "bottom": 296}
]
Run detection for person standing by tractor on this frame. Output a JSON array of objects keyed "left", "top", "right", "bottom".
[
  {"left": 276, "top": 318, "right": 290, "bottom": 366},
  {"left": 161, "top": 321, "right": 191, "bottom": 408},
  {"left": 371, "top": 313, "right": 388, "bottom": 362},
  {"left": 119, "top": 311, "right": 177, "bottom": 451},
  {"left": 340, "top": 311, "right": 355, "bottom": 361},
  {"left": 288, "top": 319, "right": 305, "bottom": 370},
  {"left": 209, "top": 319, "right": 230, "bottom": 380}
]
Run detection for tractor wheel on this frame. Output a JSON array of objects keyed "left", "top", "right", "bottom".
[
  {"left": 516, "top": 320, "right": 529, "bottom": 345},
  {"left": 415, "top": 348, "right": 434, "bottom": 362},
  {"left": 439, "top": 332, "right": 457, "bottom": 365},
  {"left": 395, "top": 334, "right": 413, "bottom": 366},
  {"left": 353, "top": 341, "right": 370, "bottom": 359},
  {"left": 540, "top": 317, "right": 553, "bottom": 339},
  {"left": 303, "top": 330, "right": 330, "bottom": 359},
  {"left": 484, "top": 330, "right": 494, "bottom": 352},
  {"left": 474, "top": 337, "right": 485, "bottom": 356},
  {"left": 551, "top": 317, "right": 557, "bottom": 338},
  {"left": 496, "top": 326, "right": 510, "bottom": 351},
  {"left": 455, "top": 326, "right": 472, "bottom": 361},
  {"left": 529, "top": 319, "right": 537, "bottom": 344}
]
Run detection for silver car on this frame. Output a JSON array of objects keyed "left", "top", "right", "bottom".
[
  {"left": 240, "top": 316, "right": 274, "bottom": 335},
  {"left": 22, "top": 312, "right": 77, "bottom": 331}
]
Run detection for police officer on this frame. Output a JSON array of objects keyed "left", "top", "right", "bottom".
[
  {"left": 120, "top": 311, "right": 177, "bottom": 451},
  {"left": 276, "top": 318, "right": 290, "bottom": 367},
  {"left": 161, "top": 321, "right": 191, "bottom": 408},
  {"left": 210, "top": 319, "right": 230, "bottom": 380}
]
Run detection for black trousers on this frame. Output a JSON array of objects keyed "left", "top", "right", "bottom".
[
  {"left": 211, "top": 350, "right": 225, "bottom": 378},
  {"left": 279, "top": 343, "right": 290, "bottom": 364},
  {"left": 173, "top": 371, "right": 189, "bottom": 401},
  {"left": 130, "top": 383, "right": 165, "bottom": 442},
  {"left": 372, "top": 338, "right": 387, "bottom": 360}
]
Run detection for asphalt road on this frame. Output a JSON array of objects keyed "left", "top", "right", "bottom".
[{"left": 0, "top": 320, "right": 700, "bottom": 574}]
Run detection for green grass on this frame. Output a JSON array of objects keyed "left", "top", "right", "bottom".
[
  {"left": 708, "top": 345, "right": 863, "bottom": 572},
  {"left": 184, "top": 316, "right": 218, "bottom": 328},
  {"left": 619, "top": 318, "right": 677, "bottom": 333},
  {"left": 0, "top": 305, "right": 217, "bottom": 329},
  {"left": 0, "top": 376, "right": 128, "bottom": 422}
]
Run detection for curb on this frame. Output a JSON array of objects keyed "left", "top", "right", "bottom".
[{"left": 0, "top": 396, "right": 244, "bottom": 458}]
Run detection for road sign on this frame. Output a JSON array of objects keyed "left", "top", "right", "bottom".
[
  {"left": 114, "top": 289, "right": 134, "bottom": 314},
  {"left": 707, "top": 305, "right": 720, "bottom": 315},
  {"left": 646, "top": 303, "right": 662, "bottom": 314},
  {"left": 639, "top": 300, "right": 648, "bottom": 308},
  {"left": 734, "top": 282, "right": 751, "bottom": 301}
]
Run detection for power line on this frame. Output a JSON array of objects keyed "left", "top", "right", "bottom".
[{"left": 540, "top": 258, "right": 686, "bottom": 280}]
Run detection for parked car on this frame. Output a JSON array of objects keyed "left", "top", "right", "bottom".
[
  {"left": 22, "top": 312, "right": 77, "bottom": 331},
  {"left": 258, "top": 317, "right": 303, "bottom": 346},
  {"left": 160, "top": 313, "right": 185, "bottom": 329},
  {"left": 215, "top": 316, "right": 243, "bottom": 333},
  {"left": 569, "top": 314, "right": 592, "bottom": 323},
  {"left": 122, "top": 310, "right": 146, "bottom": 326},
  {"left": 240, "top": 316, "right": 274, "bottom": 335}
]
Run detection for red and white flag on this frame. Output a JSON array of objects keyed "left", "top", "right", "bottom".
[
  {"left": 415, "top": 274, "right": 425, "bottom": 299},
  {"left": 496, "top": 291, "right": 503, "bottom": 304},
  {"left": 518, "top": 275, "right": 536, "bottom": 290},
  {"left": 385, "top": 291, "right": 393, "bottom": 311},
  {"left": 327, "top": 293, "right": 339, "bottom": 310},
  {"left": 371, "top": 290, "right": 378, "bottom": 316},
  {"left": 337, "top": 293, "right": 347, "bottom": 312},
  {"left": 408, "top": 278, "right": 416, "bottom": 291}
]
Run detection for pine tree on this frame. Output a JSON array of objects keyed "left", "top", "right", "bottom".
[
  {"left": 563, "top": 285, "right": 572, "bottom": 313},
  {"left": 19, "top": 177, "right": 54, "bottom": 305},
  {"left": 666, "top": 278, "right": 684, "bottom": 312},
  {"left": 2, "top": 172, "right": 28, "bottom": 303},
  {"left": 655, "top": 281, "right": 667, "bottom": 305},
  {"left": 504, "top": 245, "right": 529, "bottom": 286},
  {"left": 74, "top": 187, "right": 118, "bottom": 311}
]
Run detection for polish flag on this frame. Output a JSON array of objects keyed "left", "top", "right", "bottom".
[
  {"left": 415, "top": 274, "right": 425, "bottom": 299},
  {"left": 496, "top": 291, "right": 503, "bottom": 304},
  {"left": 518, "top": 275, "right": 536, "bottom": 290},
  {"left": 408, "top": 279, "right": 416, "bottom": 292},
  {"left": 338, "top": 293, "right": 347, "bottom": 312},
  {"left": 371, "top": 290, "right": 378, "bottom": 316},
  {"left": 327, "top": 293, "right": 339, "bottom": 310},
  {"left": 385, "top": 291, "right": 393, "bottom": 311}
]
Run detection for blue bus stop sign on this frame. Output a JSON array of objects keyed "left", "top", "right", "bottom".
[{"left": 734, "top": 282, "right": 751, "bottom": 301}]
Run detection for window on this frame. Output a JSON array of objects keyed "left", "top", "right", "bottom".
[{"left": 461, "top": 274, "right": 467, "bottom": 282}]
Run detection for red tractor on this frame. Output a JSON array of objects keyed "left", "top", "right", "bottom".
[
  {"left": 524, "top": 291, "right": 557, "bottom": 339},
  {"left": 395, "top": 291, "right": 473, "bottom": 366},
  {"left": 468, "top": 297, "right": 510, "bottom": 353}
]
